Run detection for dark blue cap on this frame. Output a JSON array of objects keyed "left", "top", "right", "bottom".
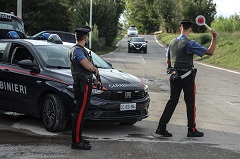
[
  {"left": 74, "top": 26, "right": 91, "bottom": 35},
  {"left": 180, "top": 19, "right": 194, "bottom": 25}
]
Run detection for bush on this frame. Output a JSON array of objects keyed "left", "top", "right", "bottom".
[{"left": 199, "top": 34, "right": 211, "bottom": 45}]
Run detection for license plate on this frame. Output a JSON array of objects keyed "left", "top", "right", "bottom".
[{"left": 120, "top": 103, "right": 136, "bottom": 111}]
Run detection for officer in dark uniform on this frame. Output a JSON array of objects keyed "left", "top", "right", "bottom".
[
  {"left": 69, "top": 26, "right": 100, "bottom": 149},
  {"left": 155, "top": 19, "right": 217, "bottom": 137}
]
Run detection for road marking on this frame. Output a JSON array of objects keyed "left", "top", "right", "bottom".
[
  {"left": 141, "top": 56, "right": 146, "bottom": 63},
  {"left": 154, "top": 35, "right": 240, "bottom": 75},
  {"left": 154, "top": 35, "right": 166, "bottom": 49},
  {"left": 195, "top": 62, "right": 240, "bottom": 75}
]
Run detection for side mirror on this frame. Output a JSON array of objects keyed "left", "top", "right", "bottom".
[
  {"left": 18, "top": 59, "right": 34, "bottom": 69},
  {"left": 146, "top": 41, "right": 148, "bottom": 43},
  {"left": 18, "top": 59, "right": 40, "bottom": 73},
  {"left": 128, "top": 40, "right": 130, "bottom": 42}
]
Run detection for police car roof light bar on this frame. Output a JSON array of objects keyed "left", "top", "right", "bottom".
[{"left": 47, "top": 34, "right": 63, "bottom": 44}]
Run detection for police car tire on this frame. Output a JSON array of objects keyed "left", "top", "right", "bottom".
[{"left": 41, "top": 94, "right": 67, "bottom": 132}]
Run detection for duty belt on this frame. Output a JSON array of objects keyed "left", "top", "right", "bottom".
[{"left": 180, "top": 70, "right": 192, "bottom": 79}]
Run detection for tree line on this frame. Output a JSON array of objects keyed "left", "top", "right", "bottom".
[
  {"left": 1, "top": 0, "right": 218, "bottom": 48},
  {"left": 0, "top": 0, "right": 125, "bottom": 50},
  {"left": 124, "top": 0, "right": 217, "bottom": 34}
]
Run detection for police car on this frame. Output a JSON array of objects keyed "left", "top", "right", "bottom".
[
  {"left": 0, "top": 12, "right": 26, "bottom": 39},
  {"left": 0, "top": 34, "right": 150, "bottom": 132}
]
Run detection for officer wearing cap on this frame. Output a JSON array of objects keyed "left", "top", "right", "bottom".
[
  {"left": 69, "top": 26, "right": 100, "bottom": 150},
  {"left": 155, "top": 19, "right": 217, "bottom": 137}
]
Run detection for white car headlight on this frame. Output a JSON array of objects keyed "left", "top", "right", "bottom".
[{"left": 144, "top": 84, "right": 148, "bottom": 93}]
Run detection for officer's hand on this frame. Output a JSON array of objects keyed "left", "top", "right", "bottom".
[
  {"left": 93, "top": 79, "right": 102, "bottom": 89},
  {"left": 93, "top": 67, "right": 99, "bottom": 76},
  {"left": 211, "top": 30, "right": 217, "bottom": 39}
]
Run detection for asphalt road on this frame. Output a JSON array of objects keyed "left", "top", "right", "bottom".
[{"left": 0, "top": 34, "right": 240, "bottom": 159}]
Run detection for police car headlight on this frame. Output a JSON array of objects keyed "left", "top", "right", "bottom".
[
  {"left": 92, "top": 89, "right": 104, "bottom": 95},
  {"left": 142, "top": 43, "right": 147, "bottom": 47},
  {"left": 144, "top": 84, "right": 148, "bottom": 93},
  {"left": 130, "top": 43, "right": 134, "bottom": 47},
  {"left": 67, "top": 85, "right": 74, "bottom": 93}
]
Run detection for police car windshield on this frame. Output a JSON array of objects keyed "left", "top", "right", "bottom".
[
  {"left": 91, "top": 52, "right": 112, "bottom": 69},
  {"left": 35, "top": 45, "right": 112, "bottom": 69},
  {"left": 35, "top": 45, "right": 70, "bottom": 68}
]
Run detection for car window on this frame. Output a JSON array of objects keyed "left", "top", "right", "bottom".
[
  {"left": 90, "top": 52, "right": 112, "bottom": 69},
  {"left": 0, "top": 42, "right": 8, "bottom": 61},
  {"left": 131, "top": 38, "right": 145, "bottom": 42},
  {"left": 35, "top": 45, "right": 111, "bottom": 69},
  {"left": 56, "top": 33, "right": 75, "bottom": 43},
  {"left": 10, "top": 47, "right": 33, "bottom": 65},
  {"left": 35, "top": 45, "right": 70, "bottom": 67},
  {"left": 0, "top": 18, "right": 24, "bottom": 33},
  {"left": 128, "top": 27, "right": 137, "bottom": 31}
]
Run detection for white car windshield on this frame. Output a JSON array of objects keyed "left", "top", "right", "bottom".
[{"left": 128, "top": 27, "right": 137, "bottom": 31}]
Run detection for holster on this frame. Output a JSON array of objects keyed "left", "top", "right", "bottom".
[
  {"left": 74, "top": 79, "right": 89, "bottom": 92},
  {"left": 167, "top": 67, "right": 179, "bottom": 80},
  {"left": 191, "top": 68, "right": 197, "bottom": 81}
]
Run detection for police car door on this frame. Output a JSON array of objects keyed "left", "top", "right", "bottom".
[
  {"left": 0, "top": 43, "right": 40, "bottom": 115},
  {"left": 0, "top": 41, "right": 11, "bottom": 109}
]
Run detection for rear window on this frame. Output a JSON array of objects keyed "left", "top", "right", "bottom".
[{"left": 0, "top": 18, "right": 24, "bottom": 33}]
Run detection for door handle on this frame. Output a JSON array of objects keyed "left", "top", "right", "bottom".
[
  {"left": 36, "top": 80, "right": 42, "bottom": 84},
  {"left": 1, "top": 69, "right": 10, "bottom": 72}
]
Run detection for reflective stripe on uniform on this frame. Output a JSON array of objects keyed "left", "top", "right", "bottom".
[{"left": 76, "top": 84, "right": 89, "bottom": 143}]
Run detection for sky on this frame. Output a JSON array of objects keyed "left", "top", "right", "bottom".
[{"left": 213, "top": 0, "right": 240, "bottom": 17}]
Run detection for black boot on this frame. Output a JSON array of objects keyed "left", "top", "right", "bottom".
[
  {"left": 71, "top": 142, "right": 91, "bottom": 150},
  {"left": 155, "top": 125, "right": 172, "bottom": 137},
  {"left": 82, "top": 139, "right": 90, "bottom": 145},
  {"left": 187, "top": 128, "right": 204, "bottom": 137}
]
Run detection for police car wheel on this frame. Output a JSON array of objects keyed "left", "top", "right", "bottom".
[
  {"left": 119, "top": 120, "right": 137, "bottom": 125},
  {"left": 41, "top": 94, "right": 67, "bottom": 132}
]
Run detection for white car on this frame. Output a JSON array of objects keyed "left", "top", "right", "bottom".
[{"left": 127, "top": 26, "right": 138, "bottom": 37}]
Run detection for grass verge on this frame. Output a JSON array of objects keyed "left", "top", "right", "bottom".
[
  {"left": 95, "top": 31, "right": 125, "bottom": 55},
  {"left": 156, "top": 32, "right": 240, "bottom": 71}
]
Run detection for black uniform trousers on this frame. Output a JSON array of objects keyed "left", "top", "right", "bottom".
[
  {"left": 72, "top": 80, "right": 92, "bottom": 144},
  {"left": 158, "top": 71, "right": 196, "bottom": 132}
]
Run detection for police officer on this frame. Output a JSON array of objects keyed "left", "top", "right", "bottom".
[
  {"left": 155, "top": 19, "right": 217, "bottom": 137},
  {"left": 69, "top": 26, "right": 100, "bottom": 149}
]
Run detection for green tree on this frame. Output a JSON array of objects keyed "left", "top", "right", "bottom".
[
  {"left": 153, "top": 0, "right": 182, "bottom": 33},
  {"left": 23, "top": 0, "right": 70, "bottom": 35},
  {"left": 0, "top": 0, "right": 70, "bottom": 35},
  {"left": 0, "top": 0, "right": 16, "bottom": 14},
  {"left": 181, "top": 0, "right": 217, "bottom": 33},
  {"left": 125, "top": 0, "right": 160, "bottom": 34},
  {"left": 71, "top": 0, "right": 125, "bottom": 46}
]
